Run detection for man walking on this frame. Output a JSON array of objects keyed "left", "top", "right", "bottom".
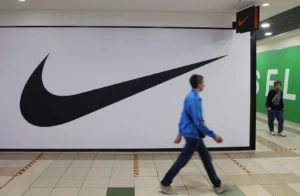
[
  {"left": 160, "top": 74, "right": 230, "bottom": 195},
  {"left": 266, "top": 80, "right": 286, "bottom": 137}
]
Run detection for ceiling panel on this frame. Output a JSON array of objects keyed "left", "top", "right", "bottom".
[
  {"left": 259, "top": 0, "right": 300, "bottom": 20},
  {"left": 0, "top": 0, "right": 299, "bottom": 31},
  {"left": 257, "top": 5, "right": 300, "bottom": 40},
  {"left": 0, "top": 0, "right": 257, "bottom": 12}
]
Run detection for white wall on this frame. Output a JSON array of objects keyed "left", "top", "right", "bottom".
[
  {"left": 0, "top": 10, "right": 234, "bottom": 27},
  {"left": 257, "top": 33, "right": 300, "bottom": 53},
  {"left": 0, "top": 28, "right": 251, "bottom": 149}
]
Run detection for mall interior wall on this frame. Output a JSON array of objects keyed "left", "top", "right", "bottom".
[
  {"left": 0, "top": 27, "right": 251, "bottom": 150},
  {"left": 257, "top": 34, "right": 300, "bottom": 124},
  {"left": 0, "top": 10, "right": 255, "bottom": 150},
  {"left": 0, "top": 10, "right": 234, "bottom": 27}
]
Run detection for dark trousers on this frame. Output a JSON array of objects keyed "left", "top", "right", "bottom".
[
  {"left": 268, "top": 110, "right": 284, "bottom": 133},
  {"left": 161, "top": 137, "right": 221, "bottom": 187}
]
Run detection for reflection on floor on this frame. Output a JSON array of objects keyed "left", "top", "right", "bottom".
[{"left": 0, "top": 116, "right": 300, "bottom": 196}]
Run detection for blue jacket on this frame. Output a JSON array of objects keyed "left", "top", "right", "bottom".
[{"left": 179, "top": 89, "right": 217, "bottom": 139}]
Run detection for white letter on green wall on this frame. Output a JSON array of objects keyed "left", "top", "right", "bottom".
[
  {"left": 256, "top": 70, "right": 260, "bottom": 94},
  {"left": 283, "top": 69, "right": 296, "bottom": 101},
  {"left": 266, "top": 69, "right": 278, "bottom": 96}
]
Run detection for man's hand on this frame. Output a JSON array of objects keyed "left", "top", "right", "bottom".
[
  {"left": 214, "top": 135, "right": 223, "bottom": 143},
  {"left": 283, "top": 108, "right": 285, "bottom": 112},
  {"left": 268, "top": 107, "right": 272, "bottom": 111},
  {"left": 174, "top": 135, "right": 182, "bottom": 144}
]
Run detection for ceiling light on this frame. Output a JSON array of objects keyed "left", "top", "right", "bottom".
[
  {"left": 261, "top": 23, "right": 270, "bottom": 28},
  {"left": 19, "top": 0, "right": 25, "bottom": 1},
  {"left": 262, "top": 3, "right": 270, "bottom": 7},
  {"left": 265, "top": 32, "right": 272, "bottom": 36}
]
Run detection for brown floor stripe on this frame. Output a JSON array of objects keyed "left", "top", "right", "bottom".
[
  {"left": 0, "top": 153, "right": 44, "bottom": 189},
  {"left": 17, "top": 153, "right": 44, "bottom": 176},
  {"left": 134, "top": 154, "right": 139, "bottom": 177},
  {"left": 275, "top": 148, "right": 300, "bottom": 151},
  {"left": 251, "top": 135, "right": 300, "bottom": 158},
  {"left": 256, "top": 135, "right": 284, "bottom": 150},
  {"left": 256, "top": 117, "right": 300, "bottom": 136},
  {"left": 224, "top": 153, "right": 251, "bottom": 174}
]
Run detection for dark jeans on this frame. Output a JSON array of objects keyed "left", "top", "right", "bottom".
[
  {"left": 268, "top": 110, "right": 284, "bottom": 133},
  {"left": 161, "top": 137, "right": 221, "bottom": 187}
]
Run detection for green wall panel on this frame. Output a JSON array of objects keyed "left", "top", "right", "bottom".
[{"left": 257, "top": 45, "right": 300, "bottom": 123}]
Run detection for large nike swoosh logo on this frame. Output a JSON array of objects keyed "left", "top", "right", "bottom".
[{"left": 20, "top": 54, "right": 227, "bottom": 127}]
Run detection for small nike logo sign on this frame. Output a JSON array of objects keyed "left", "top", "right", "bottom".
[
  {"left": 20, "top": 54, "right": 227, "bottom": 127},
  {"left": 238, "top": 14, "right": 251, "bottom": 27}
]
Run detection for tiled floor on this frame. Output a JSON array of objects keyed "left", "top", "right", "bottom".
[{"left": 0, "top": 115, "right": 300, "bottom": 196}]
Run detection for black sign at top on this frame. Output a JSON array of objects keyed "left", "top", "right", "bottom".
[{"left": 236, "top": 6, "right": 259, "bottom": 33}]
